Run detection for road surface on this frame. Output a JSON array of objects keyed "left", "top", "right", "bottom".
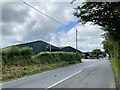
[{"left": 2, "top": 59, "right": 116, "bottom": 89}]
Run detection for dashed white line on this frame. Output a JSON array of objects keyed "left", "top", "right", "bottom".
[
  {"left": 47, "top": 70, "right": 84, "bottom": 89},
  {"left": 2, "top": 63, "right": 95, "bottom": 88}
]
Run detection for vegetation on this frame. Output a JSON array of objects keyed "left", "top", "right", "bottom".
[
  {"left": 74, "top": 2, "right": 120, "bottom": 89},
  {"left": 34, "top": 52, "right": 81, "bottom": 64},
  {"left": 82, "top": 49, "right": 106, "bottom": 59},
  {"left": 0, "top": 48, "right": 2, "bottom": 81},
  {"left": 2, "top": 46, "right": 33, "bottom": 66},
  {"left": 91, "top": 49, "right": 106, "bottom": 59},
  {"left": 2, "top": 46, "right": 82, "bottom": 82}
]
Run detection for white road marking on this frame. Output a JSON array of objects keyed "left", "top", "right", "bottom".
[
  {"left": 2, "top": 63, "right": 95, "bottom": 88},
  {"left": 47, "top": 70, "right": 84, "bottom": 89},
  {"left": 47, "top": 64, "right": 95, "bottom": 89}
]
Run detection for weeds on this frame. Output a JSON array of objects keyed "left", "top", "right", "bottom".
[{"left": 2, "top": 46, "right": 82, "bottom": 82}]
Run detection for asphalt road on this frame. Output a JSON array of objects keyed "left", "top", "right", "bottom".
[{"left": 2, "top": 59, "right": 116, "bottom": 89}]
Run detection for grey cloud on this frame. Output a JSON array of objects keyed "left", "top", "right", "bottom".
[
  {"left": 2, "top": 1, "right": 103, "bottom": 52},
  {"left": 2, "top": 2, "right": 30, "bottom": 23},
  {"left": 2, "top": 23, "right": 15, "bottom": 36}
]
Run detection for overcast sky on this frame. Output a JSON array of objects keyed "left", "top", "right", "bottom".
[{"left": 1, "top": 1, "right": 104, "bottom": 52}]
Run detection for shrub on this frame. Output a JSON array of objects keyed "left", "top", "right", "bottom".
[
  {"left": 2, "top": 51, "right": 82, "bottom": 82},
  {"left": 2, "top": 46, "right": 20, "bottom": 59},
  {"left": 19, "top": 46, "right": 33, "bottom": 58},
  {"left": 34, "top": 52, "right": 82, "bottom": 64},
  {"left": 2, "top": 46, "right": 34, "bottom": 66}
]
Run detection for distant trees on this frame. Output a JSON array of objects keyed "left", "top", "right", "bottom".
[
  {"left": 91, "top": 49, "right": 106, "bottom": 59},
  {"left": 91, "top": 49, "right": 102, "bottom": 59},
  {"left": 82, "top": 49, "right": 106, "bottom": 59}
]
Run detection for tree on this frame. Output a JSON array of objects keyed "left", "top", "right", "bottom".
[
  {"left": 73, "top": 2, "right": 120, "bottom": 58},
  {"left": 91, "top": 49, "right": 102, "bottom": 59},
  {"left": 74, "top": 2, "right": 120, "bottom": 30},
  {"left": 74, "top": 2, "right": 120, "bottom": 88}
]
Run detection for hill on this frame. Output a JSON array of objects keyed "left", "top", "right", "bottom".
[
  {"left": 4, "top": 40, "right": 82, "bottom": 54},
  {"left": 16, "top": 41, "right": 59, "bottom": 54},
  {"left": 60, "top": 46, "right": 82, "bottom": 53}
]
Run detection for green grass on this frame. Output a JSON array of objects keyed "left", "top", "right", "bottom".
[
  {"left": 2, "top": 61, "right": 71, "bottom": 82},
  {"left": 2, "top": 51, "right": 82, "bottom": 82},
  {"left": 110, "top": 57, "right": 120, "bottom": 90}
]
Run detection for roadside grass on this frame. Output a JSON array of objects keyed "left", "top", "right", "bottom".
[
  {"left": 110, "top": 57, "right": 120, "bottom": 89},
  {"left": 0, "top": 62, "right": 1, "bottom": 72},
  {"left": 2, "top": 47, "right": 82, "bottom": 82},
  {"left": 2, "top": 61, "right": 71, "bottom": 82}
]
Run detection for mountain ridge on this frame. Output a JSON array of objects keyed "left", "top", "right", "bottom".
[{"left": 3, "top": 40, "right": 82, "bottom": 54}]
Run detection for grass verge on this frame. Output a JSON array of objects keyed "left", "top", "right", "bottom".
[
  {"left": 110, "top": 57, "right": 120, "bottom": 90},
  {"left": 2, "top": 52, "right": 82, "bottom": 82}
]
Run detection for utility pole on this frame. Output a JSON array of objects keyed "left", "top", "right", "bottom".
[
  {"left": 50, "top": 43, "right": 51, "bottom": 52},
  {"left": 76, "top": 29, "right": 78, "bottom": 53}
]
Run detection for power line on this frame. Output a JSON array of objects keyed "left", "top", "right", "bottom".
[
  {"left": 19, "top": 0, "right": 66, "bottom": 26},
  {"left": 19, "top": 0, "right": 80, "bottom": 28},
  {"left": 19, "top": 0, "right": 81, "bottom": 52}
]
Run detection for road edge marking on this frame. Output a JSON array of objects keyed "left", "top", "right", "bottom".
[
  {"left": 2, "top": 64, "right": 94, "bottom": 86},
  {"left": 47, "top": 70, "right": 84, "bottom": 89}
]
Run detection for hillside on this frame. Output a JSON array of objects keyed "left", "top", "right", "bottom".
[
  {"left": 16, "top": 41, "right": 60, "bottom": 54},
  {"left": 3, "top": 40, "right": 82, "bottom": 54},
  {"left": 60, "top": 46, "right": 82, "bottom": 53}
]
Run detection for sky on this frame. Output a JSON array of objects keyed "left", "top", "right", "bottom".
[{"left": 1, "top": 0, "right": 105, "bottom": 52}]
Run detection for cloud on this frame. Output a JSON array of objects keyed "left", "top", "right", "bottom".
[
  {"left": 2, "top": 2, "right": 30, "bottom": 23},
  {"left": 1, "top": 2, "right": 81, "bottom": 47},
  {"left": 50, "top": 22, "right": 104, "bottom": 52},
  {"left": 1, "top": 1, "right": 104, "bottom": 51}
]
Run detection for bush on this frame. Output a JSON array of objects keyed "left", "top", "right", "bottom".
[
  {"left": 2, "top": 46, "right": 20, "bottom": 59},
  {"left": 2, "top": 51, "right": 82, "bottom": 82},
  {"left": 19, "top": 47, "right": 33, "bottom": 58},
  {"left": 2, "top": 46, "right": 34, "bottom": 66},
  {"left": 34, "top": 52, "right": 82, "bottom": 64}
]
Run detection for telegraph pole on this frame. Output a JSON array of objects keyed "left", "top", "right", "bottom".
[
  {"left": 76, "top": 29, "right": 78, "bottom": 53},
  {"left": 50, "top": 43, "right": 51, "bottom": 52}
]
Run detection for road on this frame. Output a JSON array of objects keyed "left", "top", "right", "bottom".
[{"left": 2, "top": 59, "right": 116, "bottom": 89}]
